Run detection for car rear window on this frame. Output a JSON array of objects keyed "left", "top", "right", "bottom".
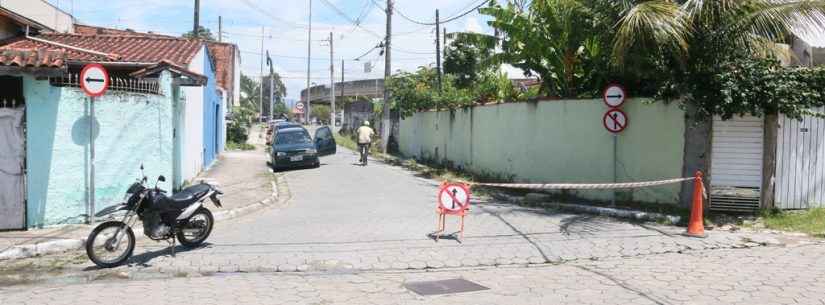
[{"left": 276, "top": 131, "right": 311, "bottom": 145}]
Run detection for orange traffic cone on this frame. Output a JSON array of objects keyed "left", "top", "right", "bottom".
[{"left": 685, "top": 171, "right": 707, "bottom": 238}]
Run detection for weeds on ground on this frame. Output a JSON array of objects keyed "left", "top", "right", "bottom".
[
  {"left": 756, "top": 208, "right": 825, "bottom": 237},
  {"left": 226, "top": 142, "right": 256, "bottom": 151}
]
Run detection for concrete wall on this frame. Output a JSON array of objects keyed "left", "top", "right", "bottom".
[
  {"left": 202, "top": 46, "right": 220, "bottom": 169},
  {"left": 399, "top": 99, "right": 687, "bottom": 204},
  {"left": 182, "top": 47, "right": 206, "bottom": 183},
  {"left": 26, "top": 72, "right": 175, "bottom": 228}
]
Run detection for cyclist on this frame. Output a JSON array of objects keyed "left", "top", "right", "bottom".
[{"left": 356, "top": 120, "right": 375, "bottom": 166}]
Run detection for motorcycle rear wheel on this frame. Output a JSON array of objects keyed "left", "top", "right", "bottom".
[
  {"left": 86, "top": 221, "right": 135, "bottom": 268},
  {"left": 177, "top": 207, "right": 214, "bottom": 248}
]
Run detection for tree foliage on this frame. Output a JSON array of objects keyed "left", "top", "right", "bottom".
[
  {"left": 183, "top": 26, "right": 216, "bottom": 41},
  {"left": 311, "top": 105, "right": 331, "bottom": 124},
  {"left": 715, "top": 59, "right": 825, "bottom": 120},
  {"left": 388, "top": 67, "right": 539, "bottom": 118},
  {"left": 610, "top": 0, "right": 825, "bottom": 118},
  {"left": 481, "top": 0, "right": 615, "bottom": 98},
  {"left": 443, "top": 32, "right": 497, "bottom": 88}
]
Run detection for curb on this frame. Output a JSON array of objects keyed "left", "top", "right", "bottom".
[
  {"left": 490, "top": 192, "right": 682, "bottom": 225},
  {"left": 0, "top": 174, "right": 285, "bottom": 262}
]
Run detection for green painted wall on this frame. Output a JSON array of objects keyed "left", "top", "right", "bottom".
[
  {"left": 26, "top": 72, "right": 175, "bottom": 228},
  {"left": 399, "top": 99, "right": 686, "bottom": 204}
]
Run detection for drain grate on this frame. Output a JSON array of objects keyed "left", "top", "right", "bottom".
[{"left": 404, "top": 278, "right": 490, "bottom": 296}]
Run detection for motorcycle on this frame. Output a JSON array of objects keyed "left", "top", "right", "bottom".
[{"left": 85, "top": 165, "right": 223, "bottom": 268}]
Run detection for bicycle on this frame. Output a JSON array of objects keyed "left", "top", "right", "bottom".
[{"left": 358, "top": 143, "right": 370, "bottom": 166}]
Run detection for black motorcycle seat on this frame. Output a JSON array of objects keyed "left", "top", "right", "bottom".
[{"left": 168, "top": 184, "right": 212, "bottom": 209}]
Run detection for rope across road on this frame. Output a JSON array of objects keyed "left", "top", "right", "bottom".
[{"left": 470, "top": 177, "right": 695, "bottom": 190}]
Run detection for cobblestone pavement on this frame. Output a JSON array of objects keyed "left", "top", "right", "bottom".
[
  {"left": 1, "top": 147, "right": 804, "bottom": 278},
  {"left": 3, "top": 243, "right": 825, "bottom": 304}
]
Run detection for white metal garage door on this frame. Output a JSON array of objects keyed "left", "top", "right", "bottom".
[{"left": 711, "top": 116, "right": 764, "bottom": 188}]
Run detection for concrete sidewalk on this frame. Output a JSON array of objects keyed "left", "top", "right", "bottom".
[{"left": 0, "top": 145, "right": 278, "bottom": 261}]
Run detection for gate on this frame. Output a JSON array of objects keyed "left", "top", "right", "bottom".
[
  {"left": 0, "top": 101, "right": 25, "bottom": 230},
  {"left": 775, "top": 113, "right": 825, "bottom": 209}
]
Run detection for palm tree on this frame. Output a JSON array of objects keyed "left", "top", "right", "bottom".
[
  {"left": 610, "top": 0, "right": 825, "bottom": 207},
  {"left": 612, "top": 0, "right": 825, "bottom": 69}
]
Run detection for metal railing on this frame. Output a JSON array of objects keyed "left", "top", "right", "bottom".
[
  {"left": 0, "top": 99, "right": 21, "bottom": 108},
  {"left": 49, "top": 73, "right": 162, "bottom": 95}
]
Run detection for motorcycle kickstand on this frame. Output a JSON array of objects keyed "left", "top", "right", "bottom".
[{"left": 169, "top": 238, "right": 176, "bottom": 257}]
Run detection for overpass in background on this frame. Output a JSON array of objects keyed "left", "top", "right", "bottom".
[{"left": 300, "top": 78, "right": 385, "bottom": 105}]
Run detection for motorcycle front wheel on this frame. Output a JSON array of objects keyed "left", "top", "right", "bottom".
[
  {"left": 86, "top": 221, "right": 135, "bottom": 268},
  {"left": 177, "top": 207, "right": 214, "bottom": 248}
]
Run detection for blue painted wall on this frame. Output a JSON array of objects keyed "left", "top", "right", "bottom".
[
  {"left": 202, "top": 49, "right": 220, "bottom": 169},
  {"left": 26, "top": 72, "right": 176, "bottom": 228}
]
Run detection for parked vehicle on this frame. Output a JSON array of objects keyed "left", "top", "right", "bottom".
[
  {"left": 267, "top": 121, "right": 302, "bottom": 145},
  {"left": 85, "top": 165, "right": 223, "bottom": 268},
  {"left": 270, "top": 126, "right": 336, "bottom": 170}
]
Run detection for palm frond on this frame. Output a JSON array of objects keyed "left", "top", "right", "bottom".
[
  {"left": 612, "top": 0, "right": 690, "bottom": 65},
  {"left": 739, "top": 0, "right": 825, "bottom": 43}
]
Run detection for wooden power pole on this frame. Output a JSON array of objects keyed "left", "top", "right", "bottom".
[{"left": 381, "top": 0, "right": 393, "bottom": 153}]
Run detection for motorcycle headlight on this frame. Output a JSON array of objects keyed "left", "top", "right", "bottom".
[{"left": 276, "top": 152, "right": 286, "bottom": 157}]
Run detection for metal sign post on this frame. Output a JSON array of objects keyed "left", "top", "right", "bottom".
[
  {"left": 80, "top": 63, "right": 110, "bottom": 224},
  {"left": 90, "top": 96, "right": 95, "bottom": 224},
  {"left": 603, "top": 84, "right": 628, "bottom": 207}
]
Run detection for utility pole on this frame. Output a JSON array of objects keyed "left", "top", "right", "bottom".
[
  {"left": 259, "top": 27, "right": 264, "bottom": 122},
  {"left": 381, "top": 0, "right": 392, "bottom": 153},
  {"left": 218, "top": 16, "right": 222, "bottom": 42},
  {"left": 328, "top": 32, "right": 336, "bottom": 127},
  {"left": 193, "top": 0, "right": 200, "bottom": 35},
  {"left": 435, "top": 9, "right": 442, "bottom": 92},
  {"left": 267, "top": 51, "right": 275, "bottom": 120},
  {"left": 306, "top": 0, "right": 313, "bottom": 124},
  {"left": 341, "top": 59, "right": 345, "bottom": 127}
]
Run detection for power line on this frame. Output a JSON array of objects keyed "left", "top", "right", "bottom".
[
  {"left": 380, "top": 0, "right": 490, "bottom": 26},
  {"left": 318, "top": 0, "right": 383, "bottom": 39},
  {"left": 238, "top": 0, "right": 311, "bottom": 30}
]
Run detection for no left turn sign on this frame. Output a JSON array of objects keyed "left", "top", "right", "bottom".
[
  {"left": 80, "top": 63, "right": 110, "bottom": 97},
  {"left": 438, "top": 183, "right": 471, "bottom": 215},
  {"left": 603, "top": 84, "right": 626, "bottom": 108},
  {"left": 603, "top": 109, "right": 628, "bottom": 133}
]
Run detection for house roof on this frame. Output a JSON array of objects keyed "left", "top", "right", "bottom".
[
  {"left": 0, "top": 48, "right": 64, "bottom": 68},
  {"left": 73, "top": 24, "right": 176, "bottom": 38},
  {"left": 207, "top": 42, "right": 237, "bottom": 93},
  {"left": 0, "top": 33, "right": 204, "bottom": 70}
]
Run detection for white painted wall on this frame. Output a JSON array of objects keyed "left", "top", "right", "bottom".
[
  {"left": 0, "top": 0, "right": 73, "bottom": 33},
  {"left": 182, "top": 46, "right": 206, "bottom": 182}
]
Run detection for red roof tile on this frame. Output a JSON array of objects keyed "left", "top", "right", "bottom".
[
  {"left": 207, "top": 42, "right": 236, "bottom": 92},
  {"left": 73, "top": 24, "right": 176, "bottom": 38},
  {"left": 0, "top": 33, "right": 203, "bottom": 67},
  {"left": 0, "top": 48, "right": 65, "bottom": 68}
]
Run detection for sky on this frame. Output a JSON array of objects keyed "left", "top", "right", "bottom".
[{"left": 46, "top": 0, "right": 498, "bottom": 101}]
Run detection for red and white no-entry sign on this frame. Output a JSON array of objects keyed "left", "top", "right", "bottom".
[
  {"left": 603, "top": 109, "right": 628, "bottom": 133},
  {"left": 80, "top": 63, "right": 110, "bottom": 97},
  {"left": 437, "top": 183, "right": 471, "bottom": 215}
]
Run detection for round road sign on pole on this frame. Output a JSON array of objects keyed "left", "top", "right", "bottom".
[
  {"left": 438, "top": 183, "right": 471, "bottom": 215},
  {"left": 80, "top": 63, "right": 110, "bottom": 97},
  {"left": 296, "top": 102, "right": 305, "bottom": 111},
  {"left": 602, "top": 84, "right": 627, "bottom": 108},
  {"left": 603, "top": 109, "right": 628, "bottom": 133}
]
